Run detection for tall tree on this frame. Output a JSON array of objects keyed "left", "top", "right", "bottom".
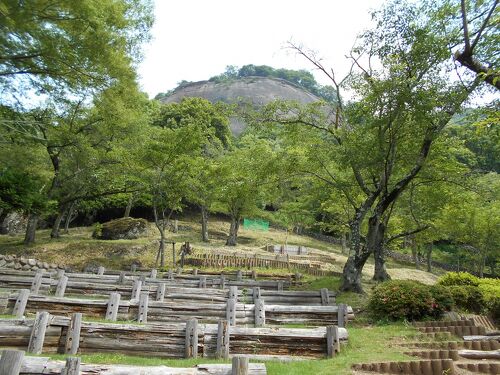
[{"left": 258, "top": 0, "right": 491, "bottom": 292}]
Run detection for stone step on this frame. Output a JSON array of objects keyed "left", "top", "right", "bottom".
[
  {"left": 405, "top": 349, "right": 459, "bottom": 360},
  {"left": 414, "top": 319, "right": 474, "bottom": 328},
  {"left": 352, "top": 359, "right": 455, "bottom": 375},
  {"left": 402, "top": 340, "right": 499, "bottom": 351},
  {"left": 417, "top": 326, "right": 486, "bottom": 336},
  {"left": 456, "top": 361, "right": 500, "bottom": 374}
]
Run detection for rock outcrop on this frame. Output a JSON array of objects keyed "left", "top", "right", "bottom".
[
  {"left": 161, "top": 76, "right": 324, "bottom": 135},
  {"left": 93, "top": 217, "right": 149, "bottom": 240}
]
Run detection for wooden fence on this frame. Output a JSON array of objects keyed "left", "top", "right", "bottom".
[
  {"left": 0, "top": 352, "right": 267, "bottom": 375},
  {"left": 185, "top": 253, "right": 336, "bottom": 277},
  {"left": 0, "top": 314, "right": 348, "bottom": 360},
  {"left": 3, "top": 288, "right": 353, "bottom": 326},
  {"left": 0, "top": 269, "right": 337, "bottom": 306}
]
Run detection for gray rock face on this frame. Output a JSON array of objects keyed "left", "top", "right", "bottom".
[
  {"left": 93, "top": 217, "right": 149, "bottom": 240},
  {"left": 162, "top": 77, "right": 323, "bottom": 135},
  {"left": 0, "top": 211, "right": 28, "bottom": 235}
]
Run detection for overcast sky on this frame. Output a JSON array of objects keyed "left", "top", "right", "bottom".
[{"left": 138, "top": 0, "right": 385, "bottom": 98}]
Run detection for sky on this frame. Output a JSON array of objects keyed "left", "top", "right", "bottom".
[{"left": 137, "top": 0, "right": 385, "bottom": 98}]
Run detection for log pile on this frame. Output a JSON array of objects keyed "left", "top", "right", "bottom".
[
  {"left": 0, "top": 351, "right": 268, "bottom": 375},
  {"left": 3, "top": 291, "right": 353, "bottom": 327},
  {"left": 0, "top": 314, "right": 348, "bottom": 360}
]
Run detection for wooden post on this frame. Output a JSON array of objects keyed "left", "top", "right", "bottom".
[
  {"left": 251, "top": 270, "right": 257, "bottom": 280},
  {"left": 150, "top": 269, "right": 158, "bottom": 279},
  {"left": 253, "top": 287, "right": 261, "bottom": 300},
  {"left": 232, "top": 356, "right": 249, "bottom": 375},
  {"left": 61, "top": 357, "right": 81, "bottom": 375},
  {"left": 236, "top": 269, "right": 243, "bottom": 281},
  {"left": 130, "top": 264, "right": 137, "bottom": 272},
  {"left": 137, "top": 291, "right": 149, "bottom": 323},
  {"left": 97, "top": 266, "right": 105, "bottom": 275},
  {"left": 199, "top": 276, "right": 207, "bottom": 288},
  {"left": 167, "top": 269, "right": 174, "bottom": 280},
  {"left": 55, "top": 275, "right": 68, "bottom": 297},
  {"left": 56, "top": 269, "right": 65, "bottom": 279},
  {"left": 184, "top": 318, "right": 198, "bottom": 358},
  {"left": 12, "top": 289, "right": 29, "bottom": 318},
  {"left": 320, "top": 288, "right": 330, "bottom": 306},
  {"left": 131, "top": 279, "right": 142, "bottom": 301},
  {"left": 118, "top": 271, "right": 126, "bottom": 284},
  {"left": 216, "top": 319, "right": 230, "bottom": 359},
  {"left": 105, "top": 292, "right": 121, "bottom": 321},
  {"left": 277, "top": 281, "right": 283, "bottom": 291},
  {"left": 176, "top": 267, "right": 182, "bottom": 275},
  {"left": 65, "top": 313, "right": 82, "bottom": 355},
  {"left": 139, "top": 275, "right": 146, "bottom": 283},
  {"left": 193, "top": 268, "right": 198, "bottom": 275},
  {"left": 220, "top": 275, "right": 226, "bottom": 289},
  {"left": 28, "top": 311, "right": 50, "bottom": 354},
  {"left": 229, "top": 286, "right": 238, "bottom": 301},
  {"left": 0, "top": 350, "right": 24, "bottom": 375},
  {"left": 156, "top": 283, "right": 166, "bottom": 302},
  {"left": 226, "top": 298, "right": 236, "bottom": 326},
  {"left": 172, "top": 242, "right": 176, "bottom": 266},
  {"left": 338, "top": 303, "right": 347, "bottom": 328},
  {"left": 254, "top": 298, "right": 265, "bottom": 327},
  {"left": 326, "top": 325, "right": 340, "bottom": 357},
  {"left": 30, "top": 269, "right": 43, "bottom": 294}
]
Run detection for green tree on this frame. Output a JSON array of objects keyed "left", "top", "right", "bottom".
[
  {"left": 258, "top": 0, "right": 493, "bottom": 292},
  {"left": 0, "top": 0, "right": 153, "bottom": 101},
  {"left": 216, "top": 136, "right": 279, "bottom": 246}
]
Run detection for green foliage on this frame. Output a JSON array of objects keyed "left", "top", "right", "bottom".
[
  {"left": 437, "top": 272, "right": 500, "bottom": 319},
  {"left": 0, "top": 0, "right": 153, "bottom": 102},
  {"left": 447, "top": 285, "right": 485, "bottom": 313},
  {"left": 369, "top": 280, "right": 451, "bottom": 320},
  {"left": 0, "top": 168, "right": 47, "bottom": 213},
  {"left": 208, "top": 64, "right": 338, "bottom": 103},
  {"left": 437, "top": 272, "right": 479, "bottom": 287}
]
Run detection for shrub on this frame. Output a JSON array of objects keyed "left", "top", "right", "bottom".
[
  {"left": 437, "top": 272, "right": 479, "bottom": 287},
  {"left": 478, "top": 278, "right": 500, "bottom": 322},
  {"left": 447, "top": 285, "right": 485, "bottom": 313},
  {"left": 369, "top": 280, "right": 441, "bottom": 320},
  {"left": 429, "top": 285, "right": 454, "bottom": 316}
]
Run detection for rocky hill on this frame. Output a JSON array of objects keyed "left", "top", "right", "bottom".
[{"left": 160, "top": 76, "right": 323, "bottom": 135}]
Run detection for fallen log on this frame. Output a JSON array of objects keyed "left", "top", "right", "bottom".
[{"left": 458, "top": 349, "right": 500, "bottom": 360}]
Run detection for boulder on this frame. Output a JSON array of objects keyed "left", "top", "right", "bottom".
[
  {"left": 0, "top": 211, "right": 28, "bottom": 235},
  {"left": 93, "top": 217, "right": 149, "bottom": 240}
]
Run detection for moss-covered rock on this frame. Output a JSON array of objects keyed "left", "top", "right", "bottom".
[{"left": 93, "top": 217, "right": 148, "bottom": 240}]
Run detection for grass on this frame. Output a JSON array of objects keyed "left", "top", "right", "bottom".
[{"left": 38, "top": 323, "right": 417, "bottom": 375}]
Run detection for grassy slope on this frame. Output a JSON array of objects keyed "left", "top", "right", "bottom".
[{"left": 0, "top": 216, "right": 443, "bottom": 374}]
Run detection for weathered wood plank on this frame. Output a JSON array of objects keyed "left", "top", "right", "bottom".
[
  {"left": 28, "top": 311, "right": 50, "bottom": 354},
  {"left": 232, "top": 356, "right": 249, "bottom": 375},
  {"left": 216, "top": 319, "right": 230, "bottom": 359},
  {"left": 61, "top": 356, "right": 80, "bottom": 375},
  {"left": 105, "top": 292, "right": 121, "bottom": 321},
  {"left": 185, "top": 318, "right": 198, "bottom": 358},
  {"left": 12, "top": 289, "right": 29, "bottom": 318},
  {"left": 0, "top": 349, "right": 24, "bottom": 375},
  {"left": 65, "top": 313, "right": 82, "bottom": 355}
]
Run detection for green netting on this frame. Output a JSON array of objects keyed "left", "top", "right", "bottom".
[{"left": 243, "top": 218, "right": 269, "bottom": 231}]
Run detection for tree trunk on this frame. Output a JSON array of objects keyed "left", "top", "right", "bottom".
[
  {"left": 368, "top": 215, "right": 391, "bottom": 282},
  {"left": 341, "top": 232, "right": 348, "bottom": 254},
  {"left": 340, "top": 216, "right": 370, "bottom": 292},
  {"left": 426, "top": 243, "right": 433, "bottom": 272},
  {"left": 201, "top": 205, "right": 209, "bottom": 242},
  {"left": 411, "top": 239, "right": 420, "bottom": 270},
  {"left": 226, "top": 215, "right": 240, "bottom": 246},
  {"left": 50, "top": 206, "right": 65, "bottom": 238},
  {"left": 124, "top": 194, "right": 134, "bottom": 218},
  {"left": 63, "top": 202, "right": 76, "bottom": 234},
  {"left": 24, "top": 213, "right": 38, "bottom": 245}
]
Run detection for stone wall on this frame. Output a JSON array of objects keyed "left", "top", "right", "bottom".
[{"left": 0, "top": 254, "right": 64, "bottom": 271}]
